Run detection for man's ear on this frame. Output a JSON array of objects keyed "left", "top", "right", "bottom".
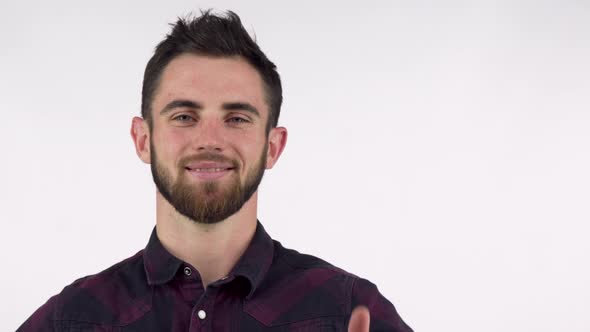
[
  {"left": 130, "top": 116, "right": 151, "bottom": 164},
  {"left": 266, "top": 126, "right": 288, "bottom": 169}
]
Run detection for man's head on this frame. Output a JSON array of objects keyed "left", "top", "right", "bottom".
[
  {"left": 141, "top": 10, "right": 282, "bottom": 134},
  {"left": 131, "top": 11, "right": 287, "bottom": 224}
]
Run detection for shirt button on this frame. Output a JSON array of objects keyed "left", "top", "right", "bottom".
[
  {"left": 183, "top": 267, "right": 192, "bottom": 276},
  {"left": 197, "top": 310, "right": 206, "bottom": 320}
]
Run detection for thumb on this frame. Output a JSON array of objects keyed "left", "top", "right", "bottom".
[{"left": 348, "top": 305, "right": 370, "bottom": 332}]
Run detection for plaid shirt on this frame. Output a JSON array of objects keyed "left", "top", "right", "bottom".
[{"left": 18, "top": 222, "right": 412, "bottom": 331}]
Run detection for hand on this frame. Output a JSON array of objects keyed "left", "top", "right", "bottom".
[{"left": 348, "top": 305, "right": 370, "bottom": 332}]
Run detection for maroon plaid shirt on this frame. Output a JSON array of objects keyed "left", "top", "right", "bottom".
[{"left": 18, "top": 222, "right": 412, "bottom": 331}]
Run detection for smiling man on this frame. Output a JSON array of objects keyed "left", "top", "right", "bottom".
[{"left": 18, "top": 11, "right": 412, "bottom": 332}]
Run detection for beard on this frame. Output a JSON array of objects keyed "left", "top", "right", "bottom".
[{"left": 150, "top": 141, "right": 267, "bottom": 224}]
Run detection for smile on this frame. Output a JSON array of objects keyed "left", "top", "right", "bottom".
[
  {"left": 189, "top": 168, "right": 230, "bottom": 172},
  {"left": 185, "top": 167, "right": 234, "bottom": 180}
]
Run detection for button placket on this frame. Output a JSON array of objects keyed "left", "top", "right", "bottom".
[{"left": 192, "top": 286, "right": 218, "bottom": 329}]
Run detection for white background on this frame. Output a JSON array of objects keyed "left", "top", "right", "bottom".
[{"left": 2, "top": 1, "right": 589, "bottom": 331}]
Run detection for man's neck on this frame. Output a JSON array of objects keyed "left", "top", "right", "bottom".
[{"left": 154, "top": 191, "right": 259, "bottom": 288}]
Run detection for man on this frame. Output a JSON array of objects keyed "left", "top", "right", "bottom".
[{"left": 18, "top": 11, "right": 412, "bottom": 332}]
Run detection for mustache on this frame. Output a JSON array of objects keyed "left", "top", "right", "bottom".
[{"left": 179, "top": 152, "right": 240, "bottom": 169}]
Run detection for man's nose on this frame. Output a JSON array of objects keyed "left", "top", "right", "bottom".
[{"left": 193, "top": 119, "right": 225, "bottom": 152}]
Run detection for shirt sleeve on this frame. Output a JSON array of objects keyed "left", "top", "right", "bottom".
[
  {"left": 16, "top": 294, "right": 59, "bottom": 332},
  {"left": 350, "top": 277, "right": 413, "bottom": 332}
]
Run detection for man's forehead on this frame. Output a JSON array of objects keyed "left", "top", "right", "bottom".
[
  {"left": 154, "top": 53, "right": 269, "bottom": 111},
  {"left": 160, "top": 54, "right": 262, "bottom": 89}
]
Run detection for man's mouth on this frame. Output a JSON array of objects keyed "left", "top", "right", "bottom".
[
  {"left": 184, "top": 162, "right": 235, "bottom": 180},
  {"left": 185, "top": 167, "right": 234, "bottom": 172}
]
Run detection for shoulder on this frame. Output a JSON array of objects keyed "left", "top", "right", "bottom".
[
  {"left": 65, "top": 249, "right": 146, "bottom": 290},
  {"left": 270, "top": 239, "right": 359, "bottom": 295},
  {"left": 273, "top": 239, "right": 354, "bottom": 273},
  {"left": 247, "top": 241, "right": 413, "bottom": 331},
  {"left": 18, "top": 250, "right": 151, "bottom": 330},
  {"left": 62, "top": 249, "right": 147, "bottom": 296},
  {"left": 58, "top": 250, "right": 151, "bottom": 324}
]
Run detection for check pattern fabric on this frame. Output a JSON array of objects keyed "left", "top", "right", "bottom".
[{"left": 18, "top": 222, "right": 413, "bottom": 331}]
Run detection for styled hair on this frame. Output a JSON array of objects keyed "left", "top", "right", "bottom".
[{"left": 141, "top": 10, "right": 282, "bottom": 132}]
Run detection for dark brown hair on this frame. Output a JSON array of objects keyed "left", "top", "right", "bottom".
[{"left": 141, "top": 10, "right": 282, "bottom": 132}]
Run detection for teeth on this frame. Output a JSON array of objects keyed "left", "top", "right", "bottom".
[{"left": 191, "top": 168, "right": 227, "bottom": 172}]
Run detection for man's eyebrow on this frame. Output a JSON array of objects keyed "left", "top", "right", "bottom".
[
  {"left": 160, "top": 100, "right": 202, "bottom": 115},
  {"left": 222, "top": 102, "right": 260, "bottom": 117}
]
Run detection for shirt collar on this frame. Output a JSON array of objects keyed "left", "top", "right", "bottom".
[
  {"left": 143, "top": 220, "right": 274, "bottom": 298},
  {"left": 229, "top": 221, "right": 274, "bottom": 299},
  {"left": 143, "top": 227, "right": 183, "bottom": 285}
]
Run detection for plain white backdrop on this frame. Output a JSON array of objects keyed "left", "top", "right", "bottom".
[{"left": 2, "top": 1, "right": 589, "bottom": 331}]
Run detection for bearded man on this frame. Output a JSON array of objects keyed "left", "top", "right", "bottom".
[{"left": 18, "top": 10, "right": 413, "bottom": 332}]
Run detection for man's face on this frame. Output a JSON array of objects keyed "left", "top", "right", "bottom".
[{"left": 147, "top": 54, "right": 272, "bottom": 224}]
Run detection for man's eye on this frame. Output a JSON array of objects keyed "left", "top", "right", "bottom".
[
  {"left": 173, "top": 114, "right": 194, "bottom": 122},
  {"left": 227, "top": 117, "right": 249, "bottom": 124}
]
